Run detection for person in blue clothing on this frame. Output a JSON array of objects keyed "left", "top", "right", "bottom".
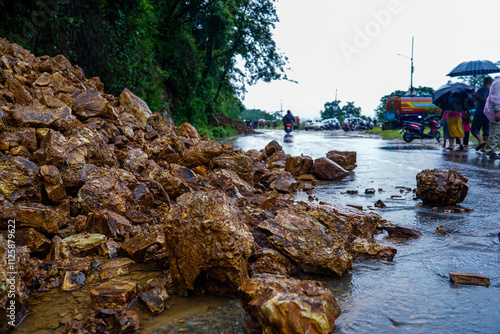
[
  {"left": 282, "top": 110, "right": 295, "bottom": 125},
  {"left": 471, "top": 76, "right": 493, "bottom": 151}
]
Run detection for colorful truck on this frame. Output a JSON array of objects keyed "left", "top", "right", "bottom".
[{"left": 384, "top": 95, "right": 441, "bottom": 128}]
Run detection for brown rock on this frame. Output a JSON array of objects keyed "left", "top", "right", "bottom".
[
  {"left": 0, "top": 154, "right": 41, "bottom": 201},
  {"left": 323, "top": 203, "right": 382, "bottom": 239},
  {"left": 12, "top": 203, "right": 60, "bottom": 234},
  {"left": 139, "top": 292, "right": 164, "bottom": 314},
  {"left": 311, "top": 157, "right": 349, "bottom": 181},
  {"left": 122, "top": 148, "right": 148, "bottom": 173},
  {"left": 6, "top": 74, "right": 32, "bottom": 105},
  {"left": 178, "top": 122, "right": 200, "bottom": 141},
  {"left": 99, "top": 258, "right": 135, "bottom": 280},
  {"left": 90, "top": 279, "right": 139, "bottom": 310},
  {"left": 239, "top": 274, "right": 341, "bottom": 334},
  {"left": 0, "top": 127, "right": 37, "bottom": 152},
  {"left": 258, "top": 208, "right": 352, "bottom": 276},
  {"left": 264, "top": 140, "right": 282, "bottom": 157},
  {"left": 269, "top": 171, "right": 300, "bottom": 193},
  {"left": 40, "top": 165, "right": 66, "bottom": 203},
  {"left": 8, "top": 103, "right": 58, "bottom": 127},
  {"left": 416, "top": 169, "right": 469, "bottom": 207},
  {"left": 181, "top": 140, "right": 223, "bottom": 167},
  {"left": 374, "top": 199, "right": 386, "bottom": 208},
  {"left": 326, "top": 150, "right": 357, "bottom": 170},
  {"left": 36, "top": 129, "right": 69, "bottom": 167},
  {"left": 71, "top": 90, "right": 109, "bottom": 120},
  {"left": 14, "top": 228, "right": 51, "bottom": 256},
  {"left": 382, "top": 225, "right": 422, "bottom": 238},
  {"left": 449, "top": 272, "right": 490, "bottom": 286},
  {"left": 61, "top": 271, "right": 86, "bottom": 291},
  {"left": 213, "top": 154, "right": 254, "bottom": 182},
  {"left": 210, "top": 169, "right": 255, "bottom": 197},
  {"left": 144, "top": 278, "right": 169, "bottom": 301},
  {"left": 114, "top": 310, "right": 140, "bottom": 332},
  {"left": 250, "top": 247, "right": 296, "bottom": 276},
  {"left": 119, "top": 88, "right": 152, "bottom": 124},
  {"left": 85, "top": 210, "right": 133, "bottom": 241},
  {"left": 121, "top": 232, "right": 165, "bottom": 262},
  {"left": 61, "top": 233, "right": 107, "bottom": 258},
  {"left": 170, "top": 164, "right": 214, "bottom": 192},
  {"left": 284, "top": 155, "right": 313, "bottom": 176},
  {"left": 165, "top": 190, "right": 254, "bottom": 296},
  {"left": 352, "top": 238, "right": 397, "bottom": 261}
]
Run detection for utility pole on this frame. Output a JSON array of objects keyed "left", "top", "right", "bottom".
[{"left": 398, "top": 36, "right": 415, "bottom": 95}]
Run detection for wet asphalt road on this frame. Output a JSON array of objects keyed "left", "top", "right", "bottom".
[{"left": 224, "top": 129, "right": 500, "bottom": 334}]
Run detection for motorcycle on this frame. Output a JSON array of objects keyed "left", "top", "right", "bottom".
[
  {"left": 399, "top": 116, "right": 442, "bottom": 143},
  {"left": 284, "top": 122, "right": 293, "bottom": 134}
]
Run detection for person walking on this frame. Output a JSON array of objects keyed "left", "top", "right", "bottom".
[
  {"left": 483, "top": 77, "right": 500, "bottom": 159},
  {"left": 472, "top": 76, "right": 493, "bottom": 151},
  {"left": 441, "top": 110, "right": 451, "bottom": 149}
]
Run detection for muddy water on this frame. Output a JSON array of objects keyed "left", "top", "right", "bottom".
[{"left": 17, "top": 130, "right": 500, "bottom": 333}]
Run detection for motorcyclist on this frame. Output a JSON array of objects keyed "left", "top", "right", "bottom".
[{"left": 282, "top": 110, "right": 295, "bottom": 126}]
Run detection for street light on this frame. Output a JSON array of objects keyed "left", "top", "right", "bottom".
[{"left": 398, "top": 36, "right": 414, "bottom": 95}]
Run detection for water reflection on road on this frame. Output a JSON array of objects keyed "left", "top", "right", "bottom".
[{"left": 224, "top": 129, "right": 500, "bottom": 334}]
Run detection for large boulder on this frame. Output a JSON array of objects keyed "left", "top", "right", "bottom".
[
  {"left": 40, "top": 165, "right": 66, "bottom": 203},
  {"left": 269, "top": 171, "right": 300, "bottom": 193},
  {"left": 7, "top": 103, "right": 58, "bottom": 128},
  {"left": 212, "top": 153, "right": 254, "bottom": 183},
  {"left": 239, "top": 274, "right": 341, "bottom": 334},
  {"left": 258, "top": 207, "right": 352, "bottom": 276},
  {"left": 165, "top": 190, "right": 254, "bottom": 296},
  {"left": 181, "top": 140, "right": 223, "bottom": 167},
  {"left": 326, "top": 150, "right": 357, "bottom": 171},
  {"left": 285, "top": 155, "right": 313, "bottom": 176},
  {"left": 415, "top": 169, "right": 468, "bottom": 206},
  {"left": 0, "top": 154, "right": 42, "bottom": 201},
  {"left": 72, "top": 90, "right": 113, "bottom": 120},
  {"left": 119, "top": 88, "right": 152, "bottom": 124},
  {"left": 311, "top": 157, "right": 349, "bottom": 181}
]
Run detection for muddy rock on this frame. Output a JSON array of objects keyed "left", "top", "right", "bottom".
[
  {"left": 14, "top": 228, "right": 51, "bottom": 256},
  {"left": 90, "top": 279, "right": 139, "bottom": 310},
  {"left": 71, "top": 90, "right": 109, "bottom": 120},
  {"left": 415, "top": 168, "right": 469, "bottom": 207},
  {"left": 121, "top": 232, "right": 165, "bottom": 262},
  {"left": 449, "top": 272, "right": 490, "bottom": 286},
  {"left": 258, "top": 207, "right": 352, "bottom": 276},
  {"left": 269, "top": 171, "right": 300, "bottom": 193},
  {"left": 99, "top": 258, "right": 135, "bottom": 280},
  {"left": 323, "top": 203, "right": 382, "bottom": 239},
  {"left": 170, "top": 164, "right": 214, "bottom": 192},
  {"left": 352, "top": 238, "right": 397, "bottom": 261},
  {"left": 311, "top": 157, "right": 349, "bottom": 181},
  {"left": 284, "top": 155, "right": 313, "bottom": 176},
  {"left": 165, "top": 190, "right": 254, "bottom": 296},
  {"left": 35, "top": 129, "right": 69, "bottom": 167},
  {"left": 11, "top": 202, "right": 61, "bottom": 234},
  {"left": 250, "top": 247, "right": 296, "bottom": 276},
  {"left": 61, "top": 233, "right": 107, "bottom": 258},
  {"left": 148, "top": 168, "right": 189, "bottom": 199},
  {"left": 40, "top": 165, "right": 66, "bottom": 203},
  {"left": 66, "top": 127, "right": 117, "bottom": 166},
  {"left": 212, "top": 153, "right": 254, "bottom": 183},
  {"left": 85, "top": 210, "right": 133, "bottom": 241},
  {"left": 77, "top": 175, "right": 134, "bottom": 216},
  {"left": 181, "top": 140, "right": 223, "bottom": 167},
  {"left": 139, "top": 292, "right": 164, "bottom": 314},
  {"left": 382, "top": 225, "right": 423, "bottom": 238},
  {"left": 144, "top": 278, "right": 169, "bottom": 301},
  {"left": 264, "top": 140, "right": 282, "bottom": 157},
  {"left": 0, "top": 127, "right": 37, "bottom": 152},
  {"left": 0, "top": 154, "right": 42, "bottom": 201},
  {"left": 178, "top": 122, "right": 200, "bottom": 141},
  {"left": 210, "top": 169, "right": 255, "bottom": 197},
  {"left": 114, "top": 310, "right": 140, "bottom": 332},
  {"left": 61, "top": 271, "right": 86, "bottom": 291},
  {"left": 122, "top": 148, "right": 148, "bottom": 173},
  {"left": 326, "top": 150, "right": 357, "bottom": 171},
  {"left": 119, "top": 88, "right": 152, "bottom": 124},
  {"left": 239, "top": 274, "right": 341, "bottom": 334}
]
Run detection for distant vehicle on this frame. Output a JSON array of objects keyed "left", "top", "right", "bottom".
[
  {"left": 321, "top": 118, "right": 341, "bottom": 130},
  {"left": 304, "top": 119, "right": 321, "bottom": 130},
  {"left": 341, "top": 117, "right": 365, "bottom": 131},
  {"left": 384, "top": 95, "right": 440, "bottom": 128}
]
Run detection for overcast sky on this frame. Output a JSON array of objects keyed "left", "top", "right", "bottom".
[{"left": 241, "top": 0, "right": 500, "bottom": 120}]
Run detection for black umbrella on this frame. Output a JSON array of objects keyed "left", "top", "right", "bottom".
[
  {"left": 432, "top": 82, "right": 473, "bottom": 110},
  {"left": 447, "top": 60, "right": 500, "bottom": 77}
]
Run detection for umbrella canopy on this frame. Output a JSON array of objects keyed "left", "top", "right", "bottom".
[
  {"left": 432, "top": 82, "right": 473, "bottom": 110},
  {"left": 258, "top": 118, "right": 265, "bottom": 122},
  {"left": 447, "top": 60, "right": 500, "bottom": 77}
]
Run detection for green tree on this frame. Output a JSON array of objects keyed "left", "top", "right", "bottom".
[
  {"left": 321, "top": 100, "right": 342, "bottom": 119},
  {"left": 341, "top": 101, "right": 361, "bottom": 118}
]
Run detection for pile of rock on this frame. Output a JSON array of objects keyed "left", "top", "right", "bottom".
[{"left": 0, "top": 38, "right": 395, "bottom": 333}]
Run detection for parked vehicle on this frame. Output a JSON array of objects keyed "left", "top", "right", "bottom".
[
  {"left": 341, "top": 117, "right": 365, "bottom": 131},
  {"left": 304, "top": 119, "right": 320, "bottom": 130},
  {"left": 384, "top": 95, "right": 441, "bottom": 129},
  {"left": 399, "top": 116, "right": 442, "bottom": 143},
  {"left": 319, "top": 118, "right": 341, "bottom": 130}
]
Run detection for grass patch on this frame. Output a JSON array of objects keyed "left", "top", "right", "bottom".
[
  {"left": 196, "top": 124, "right": 239, "bottom": 140},
  {"left": 366, "top": 127, "right": 402, "bottom": 140}
]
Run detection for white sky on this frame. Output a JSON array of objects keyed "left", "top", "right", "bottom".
[{"left": 241, "top": 0, "right": 500, "bottom": 120}]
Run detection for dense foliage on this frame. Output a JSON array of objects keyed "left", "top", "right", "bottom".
[
  {"left": 320, "top": 100, "right": 361, "bottom": 122},
  {"left": 0, "top": 0, "right": 288, "bottom": 127}
]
